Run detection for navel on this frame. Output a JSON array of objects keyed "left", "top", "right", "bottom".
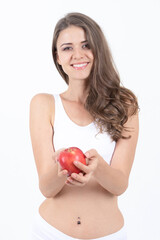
[{"left": 77, "top": 217, "right": 81, "bottom": 225}]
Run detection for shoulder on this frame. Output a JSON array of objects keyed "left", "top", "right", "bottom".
[
  {"left": 30, "top": 93, "right": 55, "bottom": 105},
  {"left": 30, "top": 93, "right": 55, "bottom": 110},
  {"left": 30, "top": 93, "right": 55, "bottom": 126}
]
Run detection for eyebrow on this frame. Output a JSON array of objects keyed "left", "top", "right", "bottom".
[{"left": 60, "top": 40, "right": 88, "bottom": 48}]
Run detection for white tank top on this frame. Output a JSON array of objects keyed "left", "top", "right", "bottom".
[{"left": 53, "top": 94, "right": 116, "bottom": 165}]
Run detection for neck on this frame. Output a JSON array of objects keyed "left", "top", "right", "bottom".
[{"left": 62, "top": 80, "right": 89, "bottom": 104}]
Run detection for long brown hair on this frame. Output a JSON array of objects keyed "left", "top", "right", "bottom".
[{"left": 52, "top": 12, "right": 139, "bottom": 141}]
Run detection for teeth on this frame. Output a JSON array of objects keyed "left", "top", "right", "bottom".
[{"left": 73, "top": 63, "right": 87, "bottom": 67}]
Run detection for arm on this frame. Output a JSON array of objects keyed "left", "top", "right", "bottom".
[
  {"left": 29, "top": 93, "right": 68, "bottom": 198},
  {"left": 91, "top": 112, "right": 139, "bottom": 195},
  {"left": 67, "top": 112, "right": 139, "bottom": 196}
]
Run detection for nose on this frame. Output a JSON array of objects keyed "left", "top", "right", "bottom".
[{"left": 72, "top": 47, "right": 84, "bottom": 60}]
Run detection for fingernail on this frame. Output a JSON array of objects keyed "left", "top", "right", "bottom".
[{"left": 74, "top": 161, "right": 78, "bottom": 164}]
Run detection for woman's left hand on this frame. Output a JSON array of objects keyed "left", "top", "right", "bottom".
[{"left": 65, "top": 149, "right": 101, "bottom": 187}]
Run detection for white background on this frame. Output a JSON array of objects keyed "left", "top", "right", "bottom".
[{"left": 0, "top": 0, "right": 160, "bottom": 239}]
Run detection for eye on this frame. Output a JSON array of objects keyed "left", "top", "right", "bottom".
[
  {"left": 82, "top": 43, "right": 90, "bottom": 49},
  {"left": 63, "top": 46, "right": 72, "bottom": 51}
]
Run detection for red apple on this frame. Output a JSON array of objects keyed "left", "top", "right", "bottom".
[{"left": 58, "top": 147, "right": 86, "bottom": 176}]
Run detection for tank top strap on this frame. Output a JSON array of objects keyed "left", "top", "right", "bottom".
[{"left": 53, "top": 93, "right": 68, "bottom": 128}]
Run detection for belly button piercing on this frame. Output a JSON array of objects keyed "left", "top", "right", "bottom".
[{"left": 77, "top": 217, "right": 81, "bottom": 225}]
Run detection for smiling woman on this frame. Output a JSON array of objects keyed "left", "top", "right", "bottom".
[
  {"left": 56, "top": 25, "right": 94, "bottom": 82},
  {"left": 29, "top": 12, "right": 139, "bottom": 240}
]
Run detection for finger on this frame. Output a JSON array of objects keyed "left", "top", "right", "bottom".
[
  {"left": 85, "top": 149, "right": 98, "bottom": 158},
  {"left": 71, "top": 173, "right": 87, "bottom": 184},
  {"left": 65, "top": 177, "right": 81, "bottom": 186},
  {"left": 79, "top": 172, "right": 84, "bottom": 176},
  {"left": 67, "top": 177, "right": 85, "bottom": 187},
  {"left": 65, "top": 180, "right": 75, "bottom": 186},
  {"left": 73, "top": 161, "right": 90, "bottom": 174},
  {"left": 65, "top": 178, "right": 73, "bottom": 185},
  {"left": 58, "top": 166, "right": 68, "bottom": 177},
  {"left": 66, "top": 180, "right": 85, "bottom": 187}
]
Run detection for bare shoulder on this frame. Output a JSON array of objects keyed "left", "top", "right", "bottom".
[
  {"left": 30, "top": 93, "right": 55, "bottom": 126},
  {"left": 30, "top": 93, "right": 55, "bottom": 108}
]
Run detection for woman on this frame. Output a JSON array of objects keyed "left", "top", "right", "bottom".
[{"left": 29, "top": 12, "right": 139, "bottom": 240}]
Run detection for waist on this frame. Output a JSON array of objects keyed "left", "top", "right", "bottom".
[
  {"left": 33, "top": 211, "right": 127, "bottom": 240},
  {"left": 39, "top": 186, "right": 124, "bottom": 238}
]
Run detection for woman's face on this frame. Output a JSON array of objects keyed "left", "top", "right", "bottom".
[{"left": 56, "top": 25, "right": 94, "bottom": 82}]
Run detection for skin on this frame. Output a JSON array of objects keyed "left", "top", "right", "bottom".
[{"left": 29, "top": 26, "right": 139, "bottom": 238}]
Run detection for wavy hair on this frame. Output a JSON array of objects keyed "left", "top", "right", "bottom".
[{"left": 52, "top": 12, "right": 139, "bottom": 141}]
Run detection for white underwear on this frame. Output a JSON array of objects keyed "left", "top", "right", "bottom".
[{"left": 30, "top": 211, "right": 127, "bottom": 240}]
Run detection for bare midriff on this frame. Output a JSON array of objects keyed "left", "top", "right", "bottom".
[{"left": 39, "top": 175, "right": 124, "bottom": 239}]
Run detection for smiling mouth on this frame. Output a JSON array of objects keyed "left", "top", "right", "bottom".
[{"left": 71, "top": 62, "right": 89, "bottom": 70}]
